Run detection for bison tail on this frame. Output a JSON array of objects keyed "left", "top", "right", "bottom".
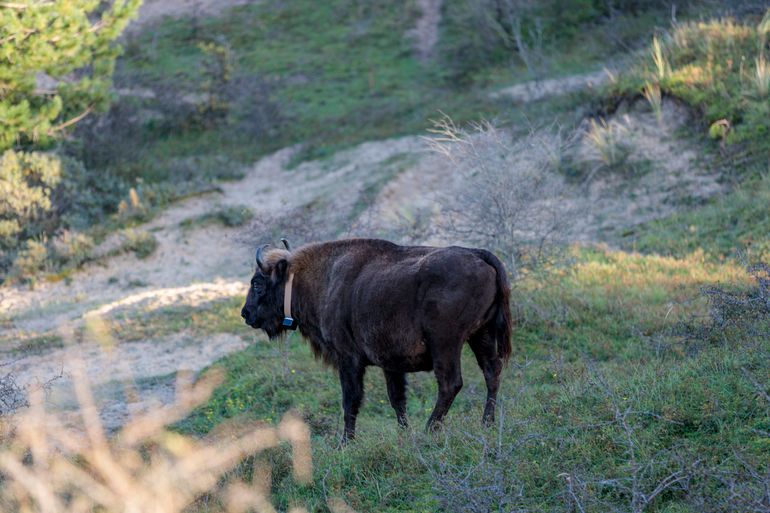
[{"left": 474, "top": 249, "right": 513, "bottom": 365}]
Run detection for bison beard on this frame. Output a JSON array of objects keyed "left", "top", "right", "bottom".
[{"left": 241, "top": 238, "right": 512, "bottom": 442}]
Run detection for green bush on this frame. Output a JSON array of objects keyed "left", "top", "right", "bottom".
[
  {"left": 181, "top": 205, "right": 254, "bottom": 230},
  {"left": 0, "top": 150, "right": 62, "bottom": 247},
  {"left": 52, "top": 230, "right": 95, "bottom": 268},
  {"left": 0, "top": 149, "right": 128, "bottom": 280},
  {"left": 116, "top": 229, "right": 158, "bottom": 259},
  {"left": 10, "top": 239, "right": 49, "bottom": 282},
  {"left": 54, "top": 156, "right": 127, "bottom": 230}
]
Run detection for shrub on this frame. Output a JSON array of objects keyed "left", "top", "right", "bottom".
[
  {"left": 10, "top": 239, "right": 49, "bottom": 282},
  {"left": 0, "top": 150, "right": 127, "bottom": 281},
  {"left": 0, "top": 345, "right": 329, "bottom": 513},
  {"left": 196, "top": 38, "right": 235, "bottom": 127},
  {"left": 117, "top": 187, "right": 149, "bottom": 221},
  {"left": 52, "top": 230, "right": 95, "bottom": 268},
  {"left": 117, "top": 229, "right": 158, "bottom": 259},
  {"left": 0, "top": 372, "right": 27, "bottom": 420},
  {"left": 426, "top": 116, "right": 573, "bottom": 278},
  {"left": 216, "top": 205, "right": 253, "bottom": 227},
  {"left": 686, "top": 261, "right": 770, "bottom": 343},
  {"left": 52, "top": 154, "right": 127, "bottom": 230},
  {"left": 0, "top": 150, "right": 62, "bottom": 250}
]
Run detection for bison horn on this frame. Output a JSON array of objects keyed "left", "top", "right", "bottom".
[
  {"left": 280, "top": 238, "right": 291, "bottom": 251},
  {"left": 255, "top": 244, "right": 269, "bottom": 271}
]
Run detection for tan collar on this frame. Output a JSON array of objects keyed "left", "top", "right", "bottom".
[{"left": 282, "top": 272, "right": 297, "bottom": 330}]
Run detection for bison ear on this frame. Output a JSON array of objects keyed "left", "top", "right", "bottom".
[{"left": 271, "top": 258, "right": 288, "bottom": 284}]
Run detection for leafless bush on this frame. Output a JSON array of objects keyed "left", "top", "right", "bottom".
[
  {"left": 243, "top": 201, "right": 339, "bottom": 249},
  {"left": 499, "top": 0, "right": 547, "bottom": 80},
  {"left": 415, "top": 388, "right": 536, "bottom": 513},
  {"left": 578, "top": 364, "right": 697, "bottom": 513},
  {"left": 426, "top": 115, "right": 575, "bottom": 279},
  {"left": 692, "top": 452, "right": 770, "bottom": 512},
  {"left": 0, "top": 371, "right": 27, "bottom": 419},
  {"left": 1, "top": 365, "right": 60, "bottom": 440},
  {"left": 347, "top": 198, "right": 436, "bottom": 244}
]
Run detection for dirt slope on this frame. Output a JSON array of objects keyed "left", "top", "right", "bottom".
[{"left": 0, "top": 75, "right": 723, "bottom": 430}]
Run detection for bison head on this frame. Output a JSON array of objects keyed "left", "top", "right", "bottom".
[{"left": 241, "top": 243, "right": 290, "bottom": 339}]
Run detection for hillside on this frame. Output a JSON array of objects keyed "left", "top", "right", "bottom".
[{"left": 1, "top": 1, "right": 768, "bottom": 512}]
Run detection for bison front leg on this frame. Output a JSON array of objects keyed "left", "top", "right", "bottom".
[
  {"left": 426, "top": 349, "right": 463, "bottom": 431},
  {"left": 384, "top": 370, "right": 408, "bottom": 428},
  {"left": 338, "top": 362, "right": 366, "bottom": 444}
]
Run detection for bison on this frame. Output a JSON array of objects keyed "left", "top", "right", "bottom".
[{"left": 241, "top": 238, "right": 512, "bottom": 441}]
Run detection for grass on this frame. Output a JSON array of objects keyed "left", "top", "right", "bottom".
[
  {"left": 83, "top": 0, "right": 682, "bottom": 204},
  {"left": 584, "top": 118, "right": 629, "bottom": 169},
  {"left": 606, "top": 15, "right": 770, "bottom": 176},
  {"left": 603, "top": 14, "right": 770, "bottom": 265},
  {"left": 101, "top": 296, "right": 248, "bottom": 343},
  {"left": 629, "top": 173, "right": 770, "bottom": 260},
  {"left": 0, "top": 332, "right": 64, "bottom": 355},
  {"left": 106, "top": 0, "right": 500, "bottom": 174},
  {"left": 173, "top": 248, "right": 766, "bottom": 512},
  {"left": 180, "top": 205, "right": 254, "bottom": 230},
  {"left": 752, "top": 53, "right": 770, "bottom": 98}
]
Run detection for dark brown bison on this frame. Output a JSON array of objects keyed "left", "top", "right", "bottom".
[{"left": 241, "top": 238, "right": 512, "bottom": 441}]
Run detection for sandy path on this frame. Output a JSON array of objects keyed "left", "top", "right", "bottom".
[
  {"left": 407, "top": 0, "right": 443, "bottom": 61},
  {"left": 0, "top": 139, "right": 424, "bottom": 336},
  {"left": 0, "top": 136, "right": 429, "bottom": 426},
  {"left": 492, "top": 70, "right": 611, "bottom": 102}
]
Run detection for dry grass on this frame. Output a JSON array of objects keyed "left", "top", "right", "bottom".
[
  {"left": 751, "top": 54, "right": 769, "bottom": 99},
  {"left": 0, "top": 318, "right": 355, "bottom": 513},
  {"left": 651, "top": 36, "right": 668, "bottom": 80},
  {"left": 642, "top": 81, "right": 663, "bottom": 125},
  {"left": 584, "top": 118, "right": 629, "bottom": 168}
]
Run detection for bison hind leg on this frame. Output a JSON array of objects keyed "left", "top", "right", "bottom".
[
  {"left": 384, "top": 370, "right": 408, "bottom": 428},
  {"left": 425, "top": 344, "right": 464, "bottom": 432},
  {"left": 469, "top": 329, "right": 502, "bottom": 426}
]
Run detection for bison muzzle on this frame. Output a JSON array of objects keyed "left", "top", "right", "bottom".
[{"left": 241, "top": 238, "right": 512, "bottom": 442}]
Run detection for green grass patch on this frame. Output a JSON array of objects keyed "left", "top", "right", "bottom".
[
  {"left": 629, "top": 174, "right": 770, "bottom": 260},
  {"left": 110, "top": 0, "right": 500, "bottom": 172},
  {"left": 103, "top": 296, "right": 249, "bottom": 343},
  {"left": 180, "top": 205, "right": 254, "bottom": 230},
  {"left": 177, "top": 248, "right": 766, "bottom": 512},
  {"left": 1, "top": 332, "right": 64, "bottom": 355}
]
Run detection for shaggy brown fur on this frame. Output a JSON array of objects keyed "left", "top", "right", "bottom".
[{"left": 241, "top": 238, "right": 512, "bottom": 441}]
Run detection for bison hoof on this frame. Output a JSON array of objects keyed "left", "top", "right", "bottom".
[{"left": 425, "top": 418, "right": 445, "bottom": 433}]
